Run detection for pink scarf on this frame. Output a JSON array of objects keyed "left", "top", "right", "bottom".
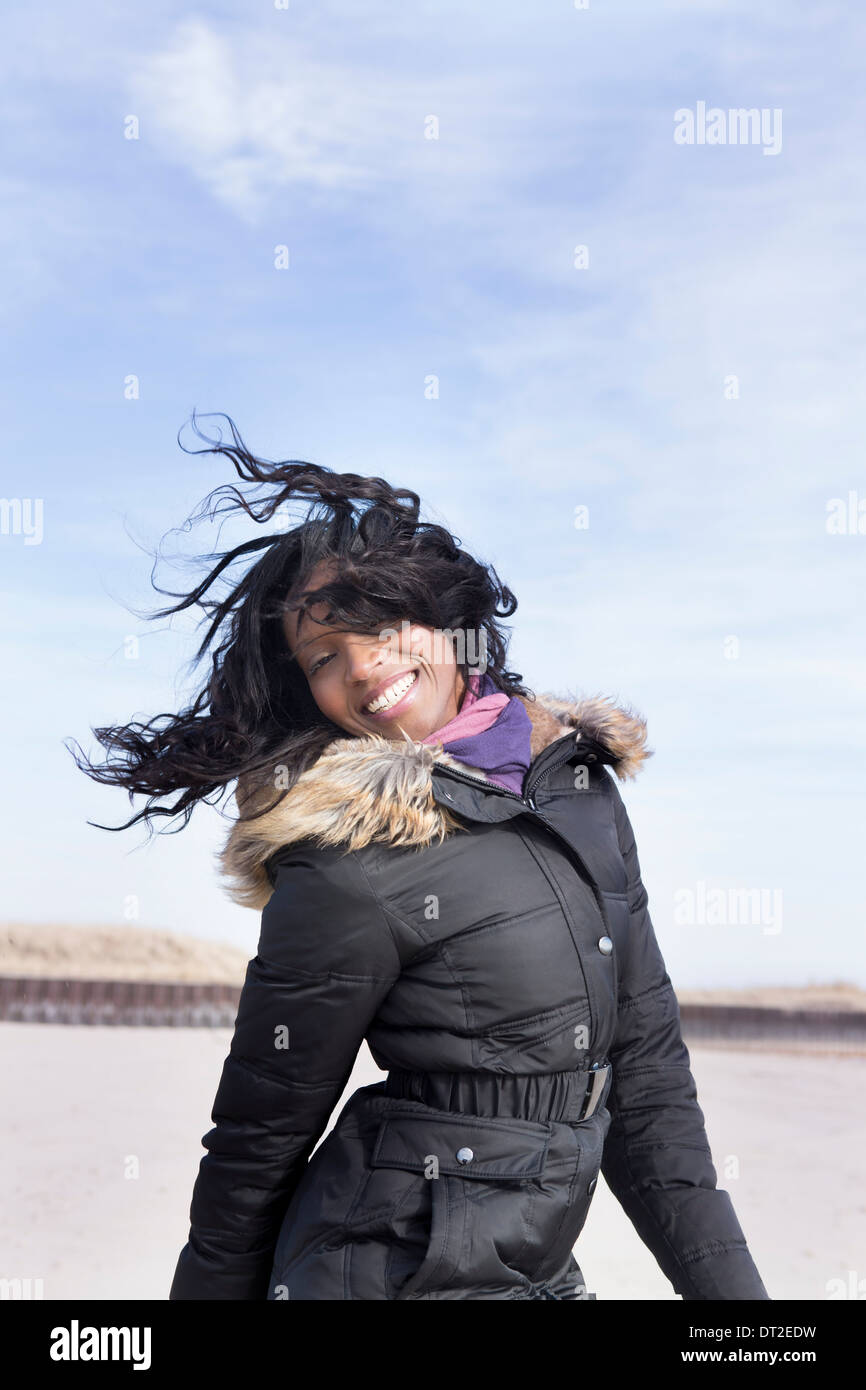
[
  {"left": 419, "top": 670, "right": 533, "bottom": 794},
  {"left": 421, "top": 672, "right": 508, "bottom": 746}
]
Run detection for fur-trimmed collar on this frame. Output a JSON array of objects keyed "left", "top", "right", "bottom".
[{"left": 220, "top": 692, "right": 651, "bottom": 910}]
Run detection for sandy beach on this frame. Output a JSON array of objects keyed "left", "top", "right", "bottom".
[{"left": 2, "top": 1020, "right": 863, "bottom": 1301}]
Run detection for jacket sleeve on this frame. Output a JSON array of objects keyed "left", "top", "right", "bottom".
[
  {"left": 169, "top": 847, "right": 403, "bottom": 1300},
  {"left": 599, "top": 779, "right": 770, "bottom": 1300}
]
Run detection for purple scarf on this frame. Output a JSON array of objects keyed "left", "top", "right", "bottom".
[{"left": 421, "top": 670, "right": 533, "bottom": 795}]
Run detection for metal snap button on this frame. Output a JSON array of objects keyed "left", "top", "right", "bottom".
[
  {"left": 456, "top": 1147, "right": 474, "bottom": 1164},
  {"left": 597, "top": 936, "right": 613, "bottom": 955}
]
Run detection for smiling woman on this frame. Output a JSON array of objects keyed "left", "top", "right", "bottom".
[{"left": 68, "top": 413, "right": 770, "bottom": 1302}]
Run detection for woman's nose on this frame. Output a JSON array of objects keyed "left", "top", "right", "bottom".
[{"left": 344, "top": 636, "right": 388, "bottom": 682}]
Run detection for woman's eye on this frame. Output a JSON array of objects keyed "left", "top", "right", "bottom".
[{"left": 309, "top": 653, "right": 334, "bottom": 675}]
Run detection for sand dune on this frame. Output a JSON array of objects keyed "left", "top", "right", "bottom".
[{"left": 0, "top": 922, "right": 250, "bottom": 983}]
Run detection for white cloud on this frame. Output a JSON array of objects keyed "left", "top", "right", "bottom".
[{"left": 126, "top": 18, "right": 531, "bottom": 223}]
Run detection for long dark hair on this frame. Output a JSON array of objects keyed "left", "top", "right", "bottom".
[{"left": 68, "top": 413, "right": 531, "bottom": 835}]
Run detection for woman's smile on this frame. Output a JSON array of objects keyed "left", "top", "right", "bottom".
[{"left": 360, "top": 668, "right": 420, "bottom": 720}]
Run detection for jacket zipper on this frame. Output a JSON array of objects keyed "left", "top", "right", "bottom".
[
  {"left": 433, "top": 733, "right": 578, "bottom": 812},
  {"left": 433, "top": 740, "right": 613, "bottom": 945}
]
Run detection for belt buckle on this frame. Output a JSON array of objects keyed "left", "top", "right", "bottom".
[{"left": 577, "top": 1063, "right": 610, "bottom": 1121}]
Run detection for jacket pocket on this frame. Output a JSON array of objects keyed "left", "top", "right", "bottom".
[{"left": 369, "top": 1106, "right": 555, "bottom": 1299}]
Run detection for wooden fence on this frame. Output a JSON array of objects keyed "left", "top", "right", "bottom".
[{"left": 1, "top": 976, "right": 865, "bottom": 1049}]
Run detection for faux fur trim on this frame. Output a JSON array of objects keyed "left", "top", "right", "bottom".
[
  {"left": 531, "top": 693, "right": 651, "bottom": 781},
  {"left": 220, "top": 691, "right": 651, "bottom": 910}
]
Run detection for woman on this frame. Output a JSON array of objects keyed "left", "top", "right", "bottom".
[{"left": 74, "top": 416, "right": 769, "bottom": 1301}]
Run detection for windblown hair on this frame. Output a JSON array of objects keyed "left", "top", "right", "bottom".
[{"left": 68, "top": 413, "right": 531, "bottom": 835}]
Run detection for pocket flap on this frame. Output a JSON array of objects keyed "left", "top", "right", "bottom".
[{"left": 370, "top": 1107, "right": 552, "bottom": 1181}]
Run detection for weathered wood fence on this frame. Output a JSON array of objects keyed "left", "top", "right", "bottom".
[{"left": 2, "top": 976, "right": 865, "bottom": 1049}]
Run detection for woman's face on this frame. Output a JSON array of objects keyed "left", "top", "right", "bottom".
[{"left": 282, "top": 561, "right": 466, "bottom": 741}]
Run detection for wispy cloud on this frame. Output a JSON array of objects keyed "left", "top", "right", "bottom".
[{"left": 126, "top": 17, "right": 535, "bottom": 225}]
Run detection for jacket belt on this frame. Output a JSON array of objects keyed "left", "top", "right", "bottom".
[{"left": 382, "top": 1063, "right": 612, "bottom": 1125}]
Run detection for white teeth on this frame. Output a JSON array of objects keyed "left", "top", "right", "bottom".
[{"left": 364, "top": 671, "right": 418, "bottom": 714}]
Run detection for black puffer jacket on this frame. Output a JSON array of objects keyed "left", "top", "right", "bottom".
[{"left": 169, "top": 691, "right": 769, "bottom": 1301}]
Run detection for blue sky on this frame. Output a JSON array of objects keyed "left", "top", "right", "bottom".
[{"left": 1, "top": 0, "right": 864, "bottom": 986}]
